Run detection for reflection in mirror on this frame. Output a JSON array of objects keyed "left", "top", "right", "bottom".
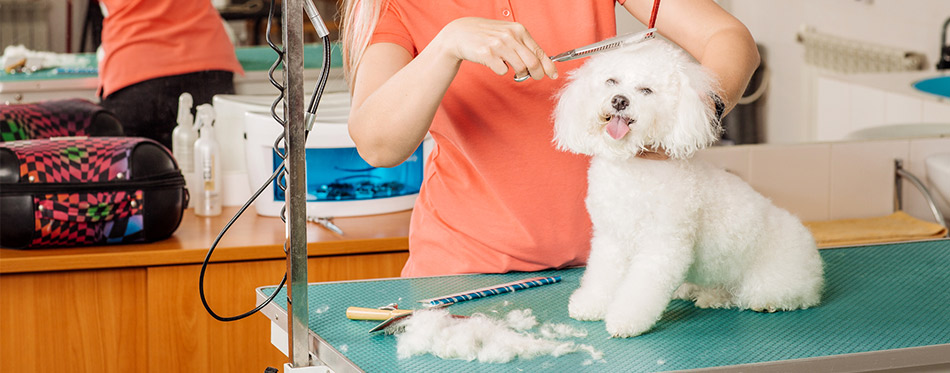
[{"left": 618, "top": 1, "right": 950, "bottom": 145}]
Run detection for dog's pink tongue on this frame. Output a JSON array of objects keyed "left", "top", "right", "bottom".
[{"left": 606, "top": 116, "right": 631, "bottom": 140}]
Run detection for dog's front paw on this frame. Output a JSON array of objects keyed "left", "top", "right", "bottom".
[
  {"left": 604, "top": 311, "right": 655, "bottom": 338},
  {"left": 568, "top": 288, "right": 608, "bottom": 321},
  {"left": 603, "top": 297, "right": 665, "bottom": 338}
]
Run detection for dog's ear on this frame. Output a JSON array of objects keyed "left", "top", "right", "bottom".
[
  {"left": 661, "top": 65, "right": 723, "bottom": 159},
  {"left": 552, "top": 73, "right": 595, "bottom": 155}
]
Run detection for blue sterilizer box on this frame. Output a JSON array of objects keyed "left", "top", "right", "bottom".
[
  {"left": 242, "top": 93, "right": 430, "bottom": 217},
  {"left": 270, "top": 147, "right": 423, "bottom": 203}
]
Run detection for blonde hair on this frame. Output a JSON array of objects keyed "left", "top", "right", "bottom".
[{"left": 340, "top": 0, "right": 387, "bottom": 90}]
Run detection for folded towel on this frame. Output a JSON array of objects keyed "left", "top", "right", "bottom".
[{"left": 804, "top": 211, "right": 948, "bottom": 248}]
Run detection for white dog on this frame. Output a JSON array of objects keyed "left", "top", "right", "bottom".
[{"left": 553, "top": 39, "right": 824, "bottom": 338}]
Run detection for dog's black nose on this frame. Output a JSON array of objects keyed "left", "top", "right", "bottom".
[{"left": 611, "top": 95, "right": 629, "bottom": 111}]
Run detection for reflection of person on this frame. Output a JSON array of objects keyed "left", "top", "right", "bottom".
[
  {"left": 342, "top": 0, "right": 760, "bottom": 277},
  {"left": 97, "top": 0, "right": 244, "bottom": 149}
]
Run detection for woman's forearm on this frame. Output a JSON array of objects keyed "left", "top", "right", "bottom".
[
  {"left": 348, "top": 42, "right": 461, "bottom": 168},
  {"left": 696, "top": 27, "right": 760, "bottom": 115},
  {"left": 622, "top": 0, "right": 760, "bottom": 115}
]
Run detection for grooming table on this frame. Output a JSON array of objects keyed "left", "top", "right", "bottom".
[{"left": 256, "top": 240, "right": 950, "bottom": 372}]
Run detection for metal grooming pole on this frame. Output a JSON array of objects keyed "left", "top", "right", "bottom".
[{"left": 282, "top": 0, "right": 314, "bottom": 370}]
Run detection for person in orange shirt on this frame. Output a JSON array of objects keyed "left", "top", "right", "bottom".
[
  {"left": 341, "top": 0, "right": 760, "bottom": 277},
  {"left": 97, "top": 0, "right": 244, "bottom": 148}
]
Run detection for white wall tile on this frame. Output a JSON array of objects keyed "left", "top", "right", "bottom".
[
  {"left": 849, "top": 85, "right": 887, "bottom": 132},
  {"left": 884, "top": 92, "right": 923, "bottom": 125},
  {"left": 828, "top": 140, "right": 910, "bottom": 220},
  {"left": 815, "top": 77, "right": 852, "bottom": 141},
  {"left": 748, "top": 143, "right": 832, "bottom": 221},
  {"left": 695, "top": 146, "right": 751, "bottom": 181},
  {"left": 922, "top": 100, "right": 950, "bottom": 124}
]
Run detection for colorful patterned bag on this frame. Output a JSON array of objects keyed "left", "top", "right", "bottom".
[
  {"left": 0, "top": 137, "right": 188, "bottom": 248},
  {"left": 0, "top": 99, "right": 123, "bottom": 141}
]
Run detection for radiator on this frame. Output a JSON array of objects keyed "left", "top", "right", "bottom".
[
  {"left": 0, "top": 1, "right": 50, "bottom": 51},
  {"left": 800, "top": 25, "right": 934, "bottom": 144},
  {"left": 797, "top": 26, "right": 925, "bottom": 73}
]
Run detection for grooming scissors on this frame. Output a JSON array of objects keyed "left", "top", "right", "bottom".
[{"left": 513, "top": 28, "right": 656, "bottom": 82}]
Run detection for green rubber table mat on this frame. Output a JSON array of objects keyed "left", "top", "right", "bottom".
[
  {"left": 259, "top": 240, "right": 950, "bottom": 372},
  {"left": 0, "top": 43, "right": 341, "bottom": 82},
  {"left": 233, "top": 42, "right": 343, "bottom": 72}
]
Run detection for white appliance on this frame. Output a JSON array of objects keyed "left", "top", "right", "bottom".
[
  {"left": 242, "top": 96, "right": 432, "bottom": 218},
  {"left": 211, "top": 92, "right": 351, "bottom": 206}
]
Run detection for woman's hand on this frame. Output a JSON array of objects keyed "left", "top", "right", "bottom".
[
  {"left": 430, "top": 17, "right": 558, "bottom": 81},
  {"left": 349, "top": 18, "right": 560, "bottom": 167}
]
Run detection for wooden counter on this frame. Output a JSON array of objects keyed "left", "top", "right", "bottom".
[
  {"left": 1, "top": 206, "right": 411, "bottom": 274},
  {"left": 0, "top": 207, "right": 411, "bottom": 372}
]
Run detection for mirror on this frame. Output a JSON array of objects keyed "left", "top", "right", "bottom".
[{"left": 618, "top": 1, "right": 950, "bottom": 145}]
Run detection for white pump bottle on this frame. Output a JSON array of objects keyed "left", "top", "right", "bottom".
[
  {"left": 171, "top": 92, "right": 197, "bottom": 173},
  {"left": 193, "top": 104, "right": 222, "bottom": 217}
]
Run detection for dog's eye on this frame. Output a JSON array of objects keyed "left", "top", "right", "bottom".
[
  {"left": 605, "top": 78, "right": 618, "bottom": 86},
  {"left": 638, "top": 87, "right": 654, "bottom": 95}
]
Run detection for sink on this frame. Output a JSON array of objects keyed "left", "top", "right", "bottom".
[
  {"left": 847, "top": 123, "right": 950, "bottom": 140},
  {"left": 925, "top": 152, "right": 950, "bottom": 224},
  {"left": 913, "top": 75, "right": 950, "bottom": 99}
]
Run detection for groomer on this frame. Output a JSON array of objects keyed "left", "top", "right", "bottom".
[
  {"left": 341, "top": 0, "right": 760, "bottom": 277},
  {"left": 98, "top": 0, "right": 243, "bottom": 149}
]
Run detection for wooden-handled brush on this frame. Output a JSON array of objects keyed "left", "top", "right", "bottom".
[{"left": 345, "top": 306, "right": 414, "bottom": 321}]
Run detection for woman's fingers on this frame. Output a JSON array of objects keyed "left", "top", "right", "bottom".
[
  {"left": 497, "top": 23, "right": 557, "bottom": 80},
  {"left": 507, "top": 42, "right": 544, "bottom": 80},
  {"left": 438, "top": 18, "right": 557, "bottom": 80},
  {"left": 516, "top": 35, "right": 557, "bottom": 80}
]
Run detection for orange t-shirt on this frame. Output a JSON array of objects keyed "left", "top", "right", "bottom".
[
  {"left": 371, "top": 1, "right": 622, "bottom": 277},
  {"left": 98, "top": 0, "right": 244, "bottom": 98}
]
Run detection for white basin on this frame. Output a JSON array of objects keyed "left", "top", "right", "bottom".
[
  {"left": 925, "top": 153, "right": 950, "bottom": 225},
  {"left": 847, "top": 123, "right": 950, "bottom": 140}
]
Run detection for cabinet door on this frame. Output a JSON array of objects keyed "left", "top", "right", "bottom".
[
  {"left": 146, "top": 252, "right": 408, "bottom": 373},
  {"left": 0, "top": 268, "right": 147, "bottom": 372}
]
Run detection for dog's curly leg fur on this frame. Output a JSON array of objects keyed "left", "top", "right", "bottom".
[
  {"left": 569, "top": 234, "right": 627, "bottom": 321},
  {"left": 602, "top": 234, "right": 693, "bottom": 338}
]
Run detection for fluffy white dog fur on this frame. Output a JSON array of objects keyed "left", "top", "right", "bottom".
[{"left": 553, "top": 39, "right": 824, "bottom": 338}]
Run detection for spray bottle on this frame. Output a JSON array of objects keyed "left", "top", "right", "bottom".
[
  {"left": 193, "top": 104, "right": 222, "bottom": 217},
  {"left": 171, "top": 92, "right": 197, "bottom": 173}
]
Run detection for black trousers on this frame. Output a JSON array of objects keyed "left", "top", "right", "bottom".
[{"left": 100, "top": 70, "right": 235, "bottom": 149}]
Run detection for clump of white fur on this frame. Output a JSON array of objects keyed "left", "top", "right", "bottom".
[
  {"left": 553, "top": 39, "right": 824, "bottom": 338},
  {"left": 392, "top": 309, "right": 602, "bottom": 364}
]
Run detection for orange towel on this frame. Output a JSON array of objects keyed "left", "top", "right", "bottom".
[{"left": 804, "top": 211, "right": 948, "bottom": 248}]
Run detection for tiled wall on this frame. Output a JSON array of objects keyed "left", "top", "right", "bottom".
[
  {"left": 695, "top": 138, "right": 950, "bottom": 225},
  {"left": 815, "top": 74, "right": 950, "bottom": 142},
  {"left": 718, "top": 0, "right": 950, "bottom": 144}
]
